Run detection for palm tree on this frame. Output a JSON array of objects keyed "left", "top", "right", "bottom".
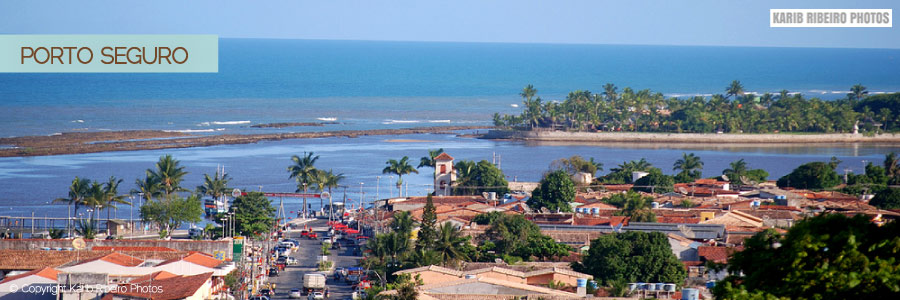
[
  {"left": 884, "top": 152, "right": 899, "bottom": 179},
  {"left": 390, "top": 211, "right": 415, "bottom": 236},
  {"left": 148, "top": 155, "right": 188, "bottom": 200},
  {"left": 723, "top": 159, "right": 749, "bottom": 188},
  {"left": 726, "top": 80, "right": 745, "bottom": 100},
  {"left": 418, "top": 148, "right": 445, "bottom": 185},
  {"left": 848, "top": 84, "right": 868, "bottom": 101},
  {"left": 197, "top": 171, "right": 231, "bottom": 200},
  {"left": 309, "top": 169, "right": 329, "bottom": 211},
  {"left": 520, "top": 84, "right": 537, "bottom": 102},
  {"left": 602, "top": 83, "right": 618, "bottom": 101},
  {"left": 101, "top": 176, "right": 130, "bottom": 234},
  {"left": 323, "top": 170, "right": 345, "bottom": 221},
  {"left": 433, "top": 222, "right": 468, "bottom": 264},
  {"left": 54, "top": 177, "right": 91, "bottom": 237},
  {"left": 81, "top": 181, "right": 107, "bottom": 233},
  {"left": 383, "top": 156, "right": 418, "bottom": 197},
  {"left": 132, "top": 173, "right": 160, "bottom": 202},
  {"left": 588, "top": 157, "right": 604, "bottom": 173},
  {"left": 453, "top": 160, "right": 476, "bottom": 195},
  {"left": 673, "top": 153, "right": 704, "bottom": 180},
  {"left": 288, "top": 152, "right": 320, "bottom": 218}
]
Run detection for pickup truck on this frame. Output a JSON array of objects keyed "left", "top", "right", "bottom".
[{"left": 303, "top": 273, "right": 327, "bottom": 294}]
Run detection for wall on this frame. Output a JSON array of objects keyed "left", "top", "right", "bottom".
[{"left": 0, "top": 239, "right": 232, "bottom": 258}]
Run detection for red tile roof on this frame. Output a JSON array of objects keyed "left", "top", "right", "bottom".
[
  {"left": 0, "top": 267, "right": 59, "bottom": 284},
  {"left": 76, "top": 252, "right": 145, "bottom": 267},
  {"left": 156, "top": 252, "right": 222, "bottom": 268},
  {"left": 698, "top": 246, "right": 742, "bottom": 264},
  {"left": 92, "top": 246, "right": 177, "bottom": 252},
  {"left": 129, "top": 271, "right": 178, "bottom": 283},
  {"left": 110, "top": 272, "right": 212, "bottom": 300},
  {"left": 434, "top": 153, "right": 454, "bottom": 161}
]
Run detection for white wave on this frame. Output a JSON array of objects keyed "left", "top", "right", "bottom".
[
  {"left": 197, "top": 122, "right": 211, "bottom": 126},
  {"left": 831, "top": 90, "right": 849, "bottom": 94},
  {"left": 872, "top": 91, "right": 886, "bottom": 94},
  {"left": 50, "top": 132, "right": 62, "bottom": 136},
  {"left": 164, "top": 129, "right": 216, "bottom": 133},
  {"left": 510, "top": 104, "right": 519, "bottom": 108},
  {"left": 211, "top": 120, "right": 251, "bottom": 125},
  {"left": 71, "top": 120, "right": 84, "bottom": 123},
  {"left": 317, "top": 117, "right": 338, "bottom": 122},
  {"left": 215, "top": 128, "right": 226, "bottom": 131},
  {"left": 428, "top": 120, "right": 451, "bottom": 123}
]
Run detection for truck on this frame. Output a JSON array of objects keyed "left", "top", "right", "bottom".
[{"left": 303, "top": 273, "right": 327, "bottom": 295}]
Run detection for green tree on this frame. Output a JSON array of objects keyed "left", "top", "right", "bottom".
[
  {"left": 453, "top": 160, "right": 509, "bottom": 196},
  {"left": 726, "top": 80, "right": 745, "bottom": 100},
  {"left": 54, "top": 177, "right": 91, "bottom": 234},
  {"left": 551, "top": 155, "right": 603, "bottom": 177},
  {"left": 514, "top": 234, "right": 572, "bottom": 261},
  {"left": 75, "top": 219, "right": 98, "bottom": 239},
  {"left": 140, "top": 195, "right": 203, "bottom": 238},
  {"left": 288, "top": 152, "right": 319, "bottom": 217},
  {"left": 100, "top": 176, "right": 130, "bottom": 233},
  {"left": 602, "top": 158, "right": 654, "bottom": 184},
  {"left": 417, "top": 148, "right": 444, "bottom": 184},
  {"left": 472, "top": 211, "right": 504, "bottom": 225},
  {"left": 869, "top": 188, "right": 900, "bottom": 209},
  {"left": 632, "top": 169, "right": 675, "bottom": 194},
  {"left": 132, "top": 174, "right": 160, "bottom": 202},
  {"left": 527, "top": 170, "right": 575, "bottom": 212},
  {"left": 848, "top": 84, "right": 868, "bottom": 101},
  {"left": 776, "top": 161, "right": 841, "bottom": 190},
  {"left": 673, "top": 152, "right": 703, "bottom": 183},
  {"left": 714, "top": 214, "right": 900, "bottom": 300},
  {"left": 482, "top": 214, "right": 541, "bottom": 257},
  {"left": 391, "top": 211, "right": 415, "bottom": 236},
  {"left": 885, "top": 152, "right": 899, "bottom": 183},
  {"left": 573, "top": 231, "right": 686, "bottom": 286},
  {"left": 416, "top": 195, "right": 437, "bottom": 251},
  {"left": 323, "top": 169, "right": 344, "bottom": 220},
  {"left": 433, "top": 222, "right": 469, "bottom": 263},
  {"left": 609, "top": 190, "right": 657, "bottom": 222},
  {"left": 231, "top": 191, "right": 276, "bottom": 237},
  {"left": 383, "top": 156, "right": 419, "bottom": 196},
  {"left": 197, "top": 171, "right": 231, "bottom": 200},
  {"left": 148, "top": 155, "right": 188, "bottom": 200}
]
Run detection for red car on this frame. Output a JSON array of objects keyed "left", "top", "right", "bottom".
[{"left": 307, "top": 232, "right": 318, "bottom": 239}]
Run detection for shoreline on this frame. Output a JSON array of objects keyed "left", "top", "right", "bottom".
[
  {"left": 0, "top": 126, "right": 492, "bottom": 157},
  {"left": 482, "top": 130, "right": 900, "bottom": 144}
]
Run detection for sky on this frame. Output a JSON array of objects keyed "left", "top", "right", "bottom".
[{"left": 0, "top": 0, "right": 897, "bottom": 48}]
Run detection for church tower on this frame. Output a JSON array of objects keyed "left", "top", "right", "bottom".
[{"left": 434, "top": 153, "right": 456, "bottom": 196}]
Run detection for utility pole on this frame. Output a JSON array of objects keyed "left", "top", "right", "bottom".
[{"left": 358, "top": 182, "right": 364, "bottom": 231}]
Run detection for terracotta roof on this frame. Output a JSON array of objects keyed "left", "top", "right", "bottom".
[
  {"left": 434, "top": 153, "right": 454, "bottom": 161},
  {"left": 75, "top": 252, "right": 145, "bottom": 267},
  {"left": 698, "top": 246, "right": 741, "bottom": 263},
  {"left": 657, "top": 216, "right": 701, "bottom": 224},
  {"left": 92, "top": 246, "right": 178, "bottom": 252},
  {"left": 109, "top": 272, "right": 212, "bottom": 300},
  {"left": 0, "top": 267, "right": 60, "bottom": 284},
  {"left": 578, "top": 201, "right": 619, "bottom": 210},
  {"left": 181, "top": 252, "right": 224, "bottom": 268},
  {"left": 0, "top": 250, "right": 191, "bottom": 271},
  {"left": 417, "top": 276, "right": 578, "bottom": 297},
  {"left": 129, "top": 271, "right": 178, "bottom": 283},
  {"left": 393, "top": 265, "right": 463, "bottom": 277}
]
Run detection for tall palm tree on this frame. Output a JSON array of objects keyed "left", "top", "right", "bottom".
[
  {"left": 288, "top": 152, "right": 320, "bottom": 218},
  {"left": 55, "top": 177, "right": 91, "bottom": 237},
  {"left": 309, "top": 169, "right": 329, "bottom": 211},
  {"left": 726, "top": 80, "right": 745, "bottom": 100},
  {"left": 433, "top": 222, "right": 468, "bottom": 264},
  {"left": 101, "top": 176, "right": 130, "bottom": 234},
  {"left": 132, "top": 173, "right": 160, "bottom": 202},
  {"left": 383, "top": 156, "right": 418, "bottom": 197},
  {"left": 197, "top": 171, "right": 231, "bottom": 200},
  {"left": 723, "top": 159, "right": 749, "bottom": 188},
  {"left": 81, "top": 181, "right": 107, "bottom": 233},
  {"left": 673, "top": 152, "right": 704, "bottom": 180},
  {"left": 453, "top": 160, "right": 476, "bottom": 195},
  {"left": 148, "top": 155, "right": 188, "bottom": 200},
  {"left": 418, "top": 148, "right": 445, "bottom": 172},
  {"left": 520, "top": 84, "right": 537, "bottom": 102},
  {"left": 390, "top": 211, "right": 415, "bottom": 236},
  {"left": 602, "top": 83, "right": 618, "bottom": 101},
  {"left": 848, "top": 84, "right": 868, "bottom": 101},
  {"left": 323, "top": 170, "right": 345, "bottom": 221}
]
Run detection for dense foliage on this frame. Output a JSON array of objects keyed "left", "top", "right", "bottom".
[
  {"left": 573, "top": 231, "right": 686, "bottom": 286},
  {"left": 599, "top": 158, "right": 657, "bottom": 184},
  {"left": 453, "top": 160, "right": 509, "bottom": 195},
  {"left": 230, "top": 191, "right": 276, "bottom": 237},
  {"left": 416, "top": 195, "right": 437, "bottom": 250},
  {"left": 479, "top": 213, "right": 571, "bottom": 262},
  {"left": 140, "top": 194, "right": 203, "bottom": 236},
  {"left": 602, "top": 190, "right": 657, "bottom": 222},
  {"left": 550, "top": 155, "right": 603, "bottom": 177},
  {"left": 494, "top": 83, "right": 898, "bottom": 134},
  {"left": 713, "top": 214, "right": 900, "bottom": 300},
  {"left": 632, "top": 169, "right": 675, "bottom": 194},
  {"left": 776, "top": 159, "right": 841, "bottom": 190},
  {"left": 527, "top": 170, "right": 576, "bottom": 212},
  {"left": 870, "top": 188, "right": 900, "bottom": 210}
]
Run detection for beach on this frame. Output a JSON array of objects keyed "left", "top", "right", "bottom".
[{"left": 483, "top": 130, "right": 900, "bottom": 144}]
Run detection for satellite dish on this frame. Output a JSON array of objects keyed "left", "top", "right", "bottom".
[
  {"left": 232, "top": 188, "right": 242, "bottom": 198},
  {"left": 320, "top": 191, "right": 331, "bottom": 199},
  {"left": 72, "top": 238, "right": 86, "bottom": 250},
  {"left": 740, "top": 176, "right": 750, "bottom": 184},
  {"left": 482, "top": 192, "right": 490, "bottom": 199},
  {"left": 721, "top": 174, "right": 730, "bottom": 181},
  {"left": 678, "top": 187, "right": 688, "bottom": 194}
]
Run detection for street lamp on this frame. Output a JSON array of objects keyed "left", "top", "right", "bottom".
[{"left": 358, "top": 182, "right": 364, "bottom": 231}]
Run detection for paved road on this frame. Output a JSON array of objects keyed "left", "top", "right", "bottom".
[{"left": 266, "top": 219, "right": 363, "bottom": 300}]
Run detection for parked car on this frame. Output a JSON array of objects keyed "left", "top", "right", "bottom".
[
  {"left": 269, "top": 267, "right": 279, "bottom": 277},
  {"left": 286, "top": 257, "right": 298, "bottom": 265},
  {"left": 312, "top": 292, "right": 325, "bottom": 300},
  {"left": 289, "top": 289, "right": 303, "bottom": 299}
]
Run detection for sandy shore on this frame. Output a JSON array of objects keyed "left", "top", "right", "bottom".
[
  {"left": 0, "top": 126, "right": 491, "bottom": 157},
  {"left": 482, "top": 130, "right": 900, "bottom": 144}
]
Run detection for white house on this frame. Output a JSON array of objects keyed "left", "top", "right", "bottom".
[{"left": 0, "top": 267, "right": 59, "bottom": 300}]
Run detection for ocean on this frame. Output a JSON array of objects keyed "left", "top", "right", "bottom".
[{"left": 1, "top": 39, "right": 899, "bottom": 220}]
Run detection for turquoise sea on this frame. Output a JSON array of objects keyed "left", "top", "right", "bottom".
[{"left": 1, "top": 39, "right": 899, "bottom": 219}]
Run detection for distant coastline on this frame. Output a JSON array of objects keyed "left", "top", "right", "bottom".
[
  {"left": 0, "top": 126, "right": 492, "bottom": 157},
  {"left": 482, "top": 130, "right": 900, "bottom": 144}
]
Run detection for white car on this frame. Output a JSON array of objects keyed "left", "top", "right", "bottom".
[
  {"left": 286, "top": 257, "right": 298, "bottom": 265},
  {"left": 313, "top": 292, "right": 325, "bottom": 300},
  {"left": 289, "top": 289, "right": 302, "bottom": 299}
]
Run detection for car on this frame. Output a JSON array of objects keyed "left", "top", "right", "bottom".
[
  {"left": 259, "top": 289, "right": 273, "bottom": 297},
  {"left": 307, "top": 232, "right": 318, "bottom": 239},
  {"left": 312, "top": 291, "right": 325, "bottom": 300},
  {"left": 286, "top": 257, "right": 298, "bottom": 265},
  {"left": 289, "top": 289, "right": 303, "bottom": 299},
  {"left": 346, "top": 274, "right": 359, "bottom": 283},
  {"left": 250, "top": 296, "right": 270, "bottom": 300},
  {"left": 301, "top": 230, "right": 310, "bottom": 237},
  {"left": 268, "top": 267, "right": 279, "bottom": 277}
]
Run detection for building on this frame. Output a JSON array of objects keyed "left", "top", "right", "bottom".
[
  {"left": 434, "top": 153, "right": 456, "bottom": 196},
  {"left": 394, "top": 264, "right": 593, "bottom": 288},
  {"left": 0, "top": 267, "right": 60, "bottom": 300}
]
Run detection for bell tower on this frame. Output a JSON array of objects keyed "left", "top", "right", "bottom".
[{"left": 434, "top": 153, "right": 455, "bottom": 196}]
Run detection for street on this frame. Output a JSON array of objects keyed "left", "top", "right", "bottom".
[{"left": 265, "top": 219, "right": 363, "bottom": 300}]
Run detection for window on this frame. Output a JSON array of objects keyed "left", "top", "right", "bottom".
[{"left": 440, "top": 164, "right": 447, "bottom": 174}]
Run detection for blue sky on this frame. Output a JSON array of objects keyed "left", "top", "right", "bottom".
[{"left": 1, "top": 0, "right": 897, "bottom": 48}]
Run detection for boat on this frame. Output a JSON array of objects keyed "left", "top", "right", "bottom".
[
  {"left": 317, "top": 117, "right": 337, "bottom": 122},
  {"left": 510, "top": 104, "right": 519, "bottom": 108}
]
